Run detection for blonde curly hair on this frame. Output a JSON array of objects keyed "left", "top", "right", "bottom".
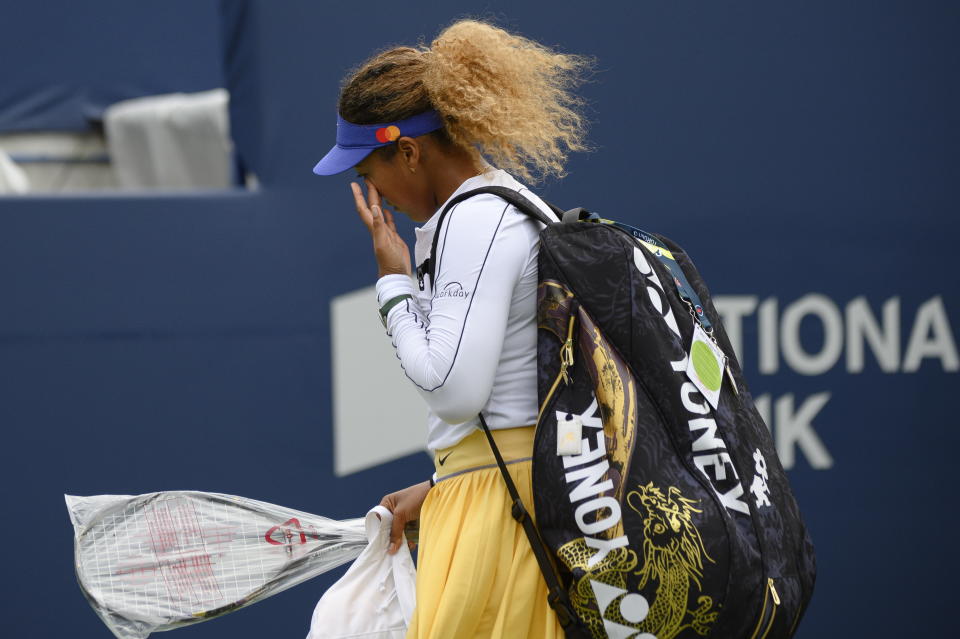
[{"left": 338, "top": 20, "right": 592, "bottom": 182}]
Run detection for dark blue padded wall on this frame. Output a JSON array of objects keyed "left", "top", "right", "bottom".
[
  {"left": 0, "top": 1, "right": 957, "bottom": 638},
  {"left": 0, "top": 1, "right": 224, "bottom": 131}
]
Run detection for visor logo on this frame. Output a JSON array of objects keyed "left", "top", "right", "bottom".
[{"left": 375, "top": 125, "right": 401, "bottom": 143}]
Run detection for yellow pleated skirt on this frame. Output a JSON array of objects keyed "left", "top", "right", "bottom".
[{"left": 407, "top": 426, "right": 564, "bottom": 639}]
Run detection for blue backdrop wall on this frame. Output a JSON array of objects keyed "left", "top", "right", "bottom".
[{"left": 0, "top": 1, "right": 957, "bottom": 637}]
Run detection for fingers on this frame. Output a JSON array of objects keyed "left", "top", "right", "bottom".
[
  {"left": 370, "top": 206, "right": 389, "bottom": 248},
  {"left": 352, "top": 180, "right": 400, "bottom": 241},
  {"left": 352, "top": 181, "right": 392, "bottom": 240},
  {"left": 351, "top": 182, "right": 373, "bottom": 230},
  {"left": 383, "top": 208, "right": 398, "bottom": 234},
  {"left": 363, "top": 181, "right": 388, "bottom": 236},
  {"left": 388, "top": 511, "right": 406, "bottom": 554},
  {"left": 364, "top": 179, "right": 381, "bottom": 209},
  {"left": 379, "top": 491, "right": 406, "bottom": 554}
]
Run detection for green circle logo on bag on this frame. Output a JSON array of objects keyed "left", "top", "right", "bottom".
[{"left": 691, "top": 341, "right": 722, "bottom": 391}]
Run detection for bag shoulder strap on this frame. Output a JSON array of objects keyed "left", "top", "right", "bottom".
[
  {"left": 414, "top": 185, "right": 590, "bottom": 634},
  {"left": 416, "top": 186, "right": 562, "bottom": 291},
  {"left": 477, "top": 414, "right": 589, "bottom": 638}
]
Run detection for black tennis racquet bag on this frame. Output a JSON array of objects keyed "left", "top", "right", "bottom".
[{"left": 426, "top": 187, "right": 816, "bottom": 639}]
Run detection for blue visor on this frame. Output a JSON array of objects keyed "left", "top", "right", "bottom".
[{"left": 312, "top": 110, "right": 445, "bottom": 176}]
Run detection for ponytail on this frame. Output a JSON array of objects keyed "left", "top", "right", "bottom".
[{"left": 338, "top": 20, "right": 592, "bottom": 181}]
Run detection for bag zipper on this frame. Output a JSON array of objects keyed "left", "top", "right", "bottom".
[
  {"left": 749, "top": 577, "right": 780, "bottom": 639},
  {"left": 787, "top": 598, "right": 803, "bottom": 636},
  {"left": 537, "top": 313, "right": 577, "bottom": 425}
]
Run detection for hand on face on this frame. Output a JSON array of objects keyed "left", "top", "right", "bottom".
[{"left": 352, "top": 179, "right": 412, "bottom": 279}]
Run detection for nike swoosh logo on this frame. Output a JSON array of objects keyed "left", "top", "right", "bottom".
[{"left": 437, "top": 451, "right": 453, "bottom": 466}]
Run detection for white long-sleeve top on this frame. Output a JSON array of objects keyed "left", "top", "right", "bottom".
[{"left": 375, "top": 169, "right": 557, "bottom": 451}]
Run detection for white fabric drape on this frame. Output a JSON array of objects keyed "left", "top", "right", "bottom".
[
  {"left": 0, "top": 149, "right": 29, "bottom": 193},
  {"left": 307, "top": 505, "right": 417, "bottom": 639},
  {"left": 104, "top": 88, "right": 232, "bottom": 190}
]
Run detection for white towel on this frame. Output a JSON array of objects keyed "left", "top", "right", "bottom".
[{"left": 307, "top": 505, "right": 417, "bottom": 639}]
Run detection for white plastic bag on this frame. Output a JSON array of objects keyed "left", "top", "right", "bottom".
[{"left": 307, "top": 505, "right": 417, "bottom": 639}]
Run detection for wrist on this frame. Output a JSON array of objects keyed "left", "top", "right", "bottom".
[
  {"left": 376, "top": 273, "right": 414, "bottom": 303},
  {"left": 379, "top": 293, "right": 412, "bottom": 327},
  {"left": 378, "top": 266, "right": 410, "bottom": 278}
]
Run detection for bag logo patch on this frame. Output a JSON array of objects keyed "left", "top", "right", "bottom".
[
  {"left": 750, "top": 449, "right": 773, "bottom": 508},
  {"left": 559, "top": 482, "right": 719, "bottom": 639}
]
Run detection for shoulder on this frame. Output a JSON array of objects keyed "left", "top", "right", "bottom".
[
  {"left": 439, "top": 193, "right": 516, "bottom": 239},
  {"left": 445, "top": 191, "right": 514, "bottom": 217},
  {"left": 440, "top": 197, "right": 549, "bottom": 255},
  {"left": 443, "top": 188, "right": 553, "bottom": 228},
  {"left": 434, "top": 169, "right": 555, "bottom": 242}
]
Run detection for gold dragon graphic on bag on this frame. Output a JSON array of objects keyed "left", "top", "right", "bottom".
[{"left": 557, "top": 482, "right": 719, "bottom": 639}]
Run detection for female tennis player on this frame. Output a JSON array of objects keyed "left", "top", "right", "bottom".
[{"left": 313, "top": 19, "right": 591, "bottom": 638}]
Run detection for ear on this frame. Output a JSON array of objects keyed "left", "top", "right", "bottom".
[{"left": 396, "top": 137, "right": 421, "bottom": 172}]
